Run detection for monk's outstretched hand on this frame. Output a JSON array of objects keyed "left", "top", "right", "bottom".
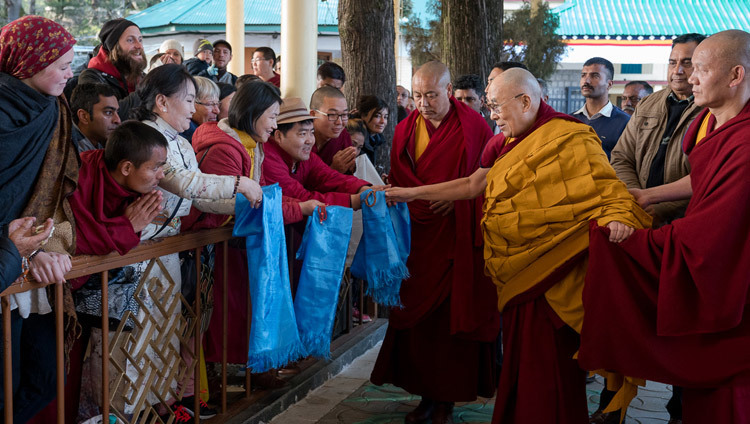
[
  {"left": 385, "top": 187, "right": 416, "bottom": 204},
  {"left": 126, "top": 190, "right": 164, "bottom": 233},
  {"left": 606, "top": 221, "right": 635, "bottom": 243}
]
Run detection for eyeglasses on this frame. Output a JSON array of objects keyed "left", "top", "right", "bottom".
[
  {"left": 487, "top": 93, "right": 526, "bottom": 115},
  {"left": 315, "top": 109, "right": 349, "bottom": 122},
  {"left": 196, "top": 100, "right": 220, "bottom": 108},
  {"left": 250, "top": 58, "right": 270, "bottom": 63}
]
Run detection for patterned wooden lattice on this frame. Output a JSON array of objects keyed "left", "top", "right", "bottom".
[{"left": 107, "top": 256, "right": 198, "bottom": 424}]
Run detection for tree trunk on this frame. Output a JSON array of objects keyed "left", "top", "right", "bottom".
[
  {"left": 441, "top": 0, "right": 504, "bottom": 84},
  {"left": 5, "top": 0, "right": 22, "bottom": 22},
  {"left": 338, "top": 0, "right": 397, "bottom": 174}
]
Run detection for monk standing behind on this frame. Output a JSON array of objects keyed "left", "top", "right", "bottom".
[
  {"left": 386, "top": 68, "right": 652, "bottom": 423},
  {"left": 580, "top": 30, "right": 750, "bottom": 424},
  {"left": 370, "top": 61, "right": 499, "bottom": 424}
]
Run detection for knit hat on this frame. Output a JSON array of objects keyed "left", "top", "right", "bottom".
[
  {"left": 193, "top": 38, "right": 213, "bottom": 56},
  {"left": 0, "top": 15, "right": 76, "bottom": 80},
  {"left": 99, "top": 18, "right": 138, "bottom": 52},
  {"left": 278, "top": 97, "right": 320, "bottom": 125},
  {"left": 213, "top": 39, "right": 232, "bottom": 53},
  {"left": 159, "top": 39, "right": 184, "bottom": 58}
]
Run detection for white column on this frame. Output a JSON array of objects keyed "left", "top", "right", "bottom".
[
  {"left": 226, "top": 0, "right": 245, "bottom": 76},
  {"left": 281, "top": 0, "right": 318, "bottom": 102}
]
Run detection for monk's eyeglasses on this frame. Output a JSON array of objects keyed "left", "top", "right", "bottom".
[
  {"left": 487, "top": 93, "right": 526, "bottom": 115},
  {"left": 315, "top": 109, "right": 349, "bottom": 123}
]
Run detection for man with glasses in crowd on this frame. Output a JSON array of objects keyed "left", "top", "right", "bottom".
[
  {"left": 252, "top": 47, "right": 280, "bottom": 87},
  {"left": 620, "top": 80, "right": 654, "bottom": 115},
  {"left": 309, "top": 86, "right": 359, "bottom": 174}
]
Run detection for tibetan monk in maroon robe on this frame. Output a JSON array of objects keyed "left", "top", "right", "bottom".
[
  {"left": 370, "top": 61, "right": 499, "bottom": 424},
  {"left": 70, "top": 122, "right": 166, "bottom": 261},
  {"left": 580, "top": 30, "right": 750, "bottom": 424}
]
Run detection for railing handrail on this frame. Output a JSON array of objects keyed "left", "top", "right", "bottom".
[{"left": 0, "top": 226, "right": 235, "bottom": 297}]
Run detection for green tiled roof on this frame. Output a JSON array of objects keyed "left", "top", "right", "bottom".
[
  {"left": 553, "top": 0, "right": 750, "bottom": 37},
  {"left": 128, "top": 0, "right": 339, "bottom": 34}
]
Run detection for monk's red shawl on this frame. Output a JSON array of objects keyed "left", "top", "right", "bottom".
[{"left": 580, "top": 100, "right": 750, "bottom": 388}]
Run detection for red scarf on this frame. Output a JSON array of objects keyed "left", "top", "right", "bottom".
[
  {"left": 389, "top": 97, "right": 499, "bottom": 341},
  {"left": 70, "top": 150, "right": 141, "bottom": 257},
  {"left": 0, "top": 16, "right": 76, "bottom": 80}
]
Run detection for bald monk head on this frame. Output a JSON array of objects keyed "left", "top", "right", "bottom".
[
  {"left": 412, "top": 61, "right": 452, "bottom": 126},
  {"left": 689, "top": 29, "right": 750, "bottom": 126},
  {"left": 309, "top": 85, "right": 348, "bottom": 141},
  {"left": 487, "top": 68, "right": 542, "bottom": 138}
]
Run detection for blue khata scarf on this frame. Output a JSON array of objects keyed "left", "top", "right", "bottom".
[
  {"left": 233, "top": 184, "right": 304, "bottom": 372},
  {"left": 351, "top": 190, "right": 411, "bottom": 307},
  {"left": 294, "top": 206, "right": 353, "bottom": 358}
]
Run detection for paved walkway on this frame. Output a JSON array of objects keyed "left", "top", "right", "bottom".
[{"left": 268, "top": 342, "right": 676, "bottom": 424}]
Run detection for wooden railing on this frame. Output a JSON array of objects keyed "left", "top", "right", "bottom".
[
  {"left": 1, "top": 227, "right": 233, "bottom": 424},
  {"left": 1, "top": 225, "right": 375, "bottom": 423}
]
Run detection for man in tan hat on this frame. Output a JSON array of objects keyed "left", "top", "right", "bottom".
[{"left": 262, "top": 97, "right": 376, "bottom": 209}]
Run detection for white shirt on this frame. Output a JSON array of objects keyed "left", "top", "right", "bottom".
[{"left": 574, "top": 101, "right": 614, "bottom": 120}]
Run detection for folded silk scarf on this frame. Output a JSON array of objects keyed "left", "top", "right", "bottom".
[
  {"left": 233, "top": 184, "right": 304, "bottom": 372},
  {"left": 294, "top": 206, "right": 353, "bottom": 358},
  {"left": 351, "top": 190, "right": 411, "bottom": 307}
]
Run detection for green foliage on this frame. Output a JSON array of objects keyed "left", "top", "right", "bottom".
[
  {"left": 399, "top": 0, "right": 441, "bottom": 68},
  {"left": 4, "top": 0, "right": 163, "bottom": 41},
  {"left": 501, "top": 2, "right": 566, "bottom": 79}
]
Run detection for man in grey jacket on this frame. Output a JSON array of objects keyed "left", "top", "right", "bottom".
[{"left": 598, "top": 32, "right": 707, "bottom": 424}]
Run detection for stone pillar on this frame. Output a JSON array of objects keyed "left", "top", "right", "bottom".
[
  {"left": 226, "top": 0, "right": 245, "bottom": 76},
  {"left": 281, "top": 0, "right": 318, "bottom": 101}
]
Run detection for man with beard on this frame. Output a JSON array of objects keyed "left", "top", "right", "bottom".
[
  {"left": 79, "top": 18, "right": 146, "bottom": 120},
  {"left": 212, "top": 40, "right": 238, "bottom": 85},
  {"left": 573, "top": 57, "right": 630, "bottom": 159}
]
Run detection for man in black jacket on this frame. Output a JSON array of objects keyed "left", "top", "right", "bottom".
[{"left": 78, "top": 18, "right": 146, "bottom": 120}]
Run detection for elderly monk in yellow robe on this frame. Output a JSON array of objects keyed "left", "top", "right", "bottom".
[{"left": 387, "top": 68, "right": 652, "bottom": 423}]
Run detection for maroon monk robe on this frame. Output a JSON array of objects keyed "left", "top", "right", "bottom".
[
  {"left": 69, "top": 150, "right": 141, "bottom": 260},
  {"left": 370, "top": 97, "right": 499, "bottom": 402},
  {"left": 312, "top": 129, "right": 353, "bottom": 167},
  {"left": 488, "top": 103, "right": 590, "bottom": 424},
  {"left": 580, "top": 100, "right": 750, "bottom": 423}
]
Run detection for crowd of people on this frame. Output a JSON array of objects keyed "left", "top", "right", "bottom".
[{"left": 0, "top": 12, "right": 749, "bottom": 424}]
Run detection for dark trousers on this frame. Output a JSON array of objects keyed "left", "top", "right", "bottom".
[{"left": 0, "top": 311, "right": 58, "bottom": 423}]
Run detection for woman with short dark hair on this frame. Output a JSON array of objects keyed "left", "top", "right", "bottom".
[{"left": 186, "top": 80, "right": 322, "bottom": 389}]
